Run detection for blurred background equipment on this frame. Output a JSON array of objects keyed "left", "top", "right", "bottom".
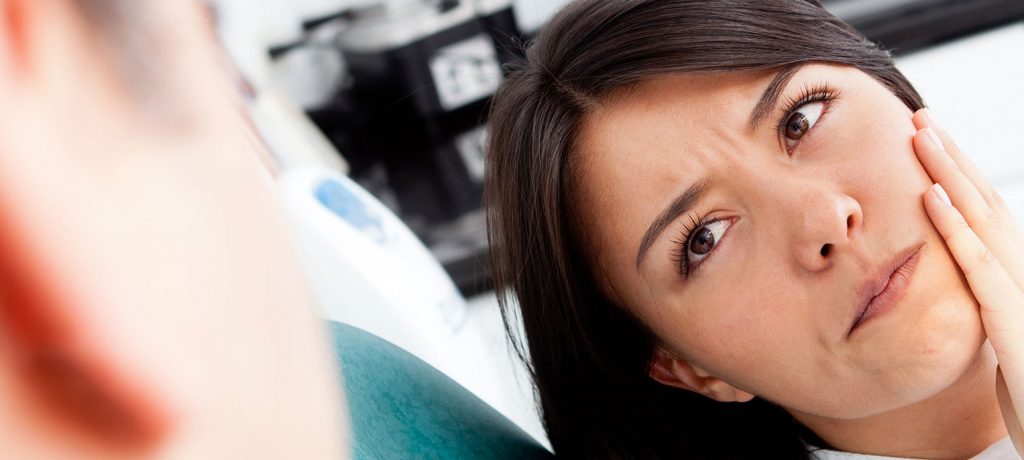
[
  {"left": 277, "top": 166, "right": 542, "bottom": 444},
  {"left": 212, "top": 0, "right": 548, "bottom": 447},
  {"left": 307, "top": 0, "right": 521, "bottom": 297}
]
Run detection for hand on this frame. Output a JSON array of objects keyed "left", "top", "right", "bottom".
[{"left": 912, "top": 108, "right": 1024, "bottom": 455}]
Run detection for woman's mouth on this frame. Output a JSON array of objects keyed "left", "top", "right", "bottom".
[{"left": 848, "top": 244, "right": 924, "bottom": 337}]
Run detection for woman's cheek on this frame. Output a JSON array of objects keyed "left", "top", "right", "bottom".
[{"left": 684, "top": 270, "right": 780, "bottom": 361}]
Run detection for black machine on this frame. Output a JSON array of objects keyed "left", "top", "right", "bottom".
[{"left": 306, "top": 0, "right": 519, "bottom": 296}]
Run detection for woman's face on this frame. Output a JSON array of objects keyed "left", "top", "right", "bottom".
[{"left": 575, "top": 64, "right": 986, "bottom": 420}]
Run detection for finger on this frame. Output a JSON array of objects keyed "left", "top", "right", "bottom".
[
  {"left": 923, "top": 185, "right": 1024, "bottom": 362},
  {"left": 914, "top": 110, "right": 1024, "bottom": 247},
  {"left": 913, "top": 128, "right": 992, "bottom": 229},
  {"left": 927, "top": 186, "right": 1024, "bottom": 438},
  {"left": 997, "top": 366, "right": 1024, "bottom": 457},
  {"left": 914, "top": 125, "right": 1024, "bottom": 292},
  {"left": 913, "top": 109, "right": 1000, "bottom": 206}
]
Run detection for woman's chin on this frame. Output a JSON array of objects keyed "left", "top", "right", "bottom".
[{"left": 837, "top": 293, "right": 987, "bottom": 420}]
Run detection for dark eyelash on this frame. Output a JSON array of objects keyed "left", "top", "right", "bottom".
[
  {"left": 777, "top": 83, "right": 839, "bottom": 145},
  {"left": 670, "top": 213, "right": 711, "bottom": 278},
  {"left": 780, "top": 83, "right": 838, "bottom": 117}
]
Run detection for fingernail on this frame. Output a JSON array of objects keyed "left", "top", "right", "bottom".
[
  {"left": 931, "top": 183, "right": 952, "bottom": 206},
  {"left": 920, "top": 108, "right": 942, "bottom": 130},
  {"left": 925, "top": 128, "right": 945, "bottom": 152}
]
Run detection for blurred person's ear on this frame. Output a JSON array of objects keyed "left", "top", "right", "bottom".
[
  {"left": 0, "top": 0, "right": 121, "bottom": 104},
  {"left": 649, "top": 348, "right": 756, "bottom": 403},
  {"left": 0, "top": 0, "right": 347, "bottom": 458},
  {"left": 0, "top": 0, "right": 180, "bottom": 454}
]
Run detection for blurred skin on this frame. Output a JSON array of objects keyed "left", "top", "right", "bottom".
[
  {"left": 575, "top": 64, "right": 1006, "bottom": 457},
  {"left": 0, "top": 0, "right": 347, "bottom": 458}
]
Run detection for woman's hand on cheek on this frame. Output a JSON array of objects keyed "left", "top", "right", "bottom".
[{"left": 912, "top": 108, "right": 1024, "bottom": 454}]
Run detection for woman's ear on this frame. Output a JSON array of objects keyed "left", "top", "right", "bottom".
[{"left": 649, "top": 347, "right": 755, "bottom": 403}]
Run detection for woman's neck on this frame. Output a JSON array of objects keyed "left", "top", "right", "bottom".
[{"left": 793, "top": 342, "right": 1007, "bottom": 459}]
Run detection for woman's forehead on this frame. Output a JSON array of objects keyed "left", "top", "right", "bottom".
[
  {"left": 576, "top": 71, "right": 768, "bottom": 188},
  {"left": 579, "top": 74, "right": 764, "bottom": 170},
  {"left": 597, "top": 69, "right": 775, "bottom": 120},
  {"left": 578, "top": 64, "right": 854, "bottom": 165}
]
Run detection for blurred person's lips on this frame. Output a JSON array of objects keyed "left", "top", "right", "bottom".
[{"left": 848, "top": 243, "right": 924, "bottom": 338}]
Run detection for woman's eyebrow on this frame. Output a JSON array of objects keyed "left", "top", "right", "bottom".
[
  {"left": 747, "top": 63, "right": 806, "bottom": 132},
  {"left": 635, "top": 176, "right": 711, "bottom": 272}
]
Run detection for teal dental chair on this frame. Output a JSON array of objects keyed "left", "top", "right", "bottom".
[{"left": 328, "top": 321, "right": 554, "bottom": 459}]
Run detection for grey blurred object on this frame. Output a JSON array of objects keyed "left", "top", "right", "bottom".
[{"left": 823, "top": 0, "right": 1024, "bottom": 53}]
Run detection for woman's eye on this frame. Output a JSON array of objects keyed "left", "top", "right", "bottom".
[
  {"left": 784, "top": 101, "right": 825, "bottom": 146},
  {"left": 687, "top": 219, "right": 730, "bottom": 266}
]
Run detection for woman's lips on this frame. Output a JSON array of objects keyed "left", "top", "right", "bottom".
[{"left": 848, "top": 244, "right": 924, "bottom": 337}]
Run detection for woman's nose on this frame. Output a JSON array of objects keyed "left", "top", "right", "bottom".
[{"left": 789, "top": 188, "right": 863, "bottom": 272}]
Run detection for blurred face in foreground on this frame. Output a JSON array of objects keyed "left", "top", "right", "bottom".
[
  {"left": 576, "top": 64, "right": 1000, "bottom": 451},
  {"left": 0, "top": 0, "right": 346, "bottom": 458}
]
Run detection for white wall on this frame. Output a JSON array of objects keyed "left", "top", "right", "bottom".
[
  {"left": 896, "top": 23, "right": 1024, "bottom": 216},
  {"left": 513, "top": 0, "right": 570, "bottom": 32}
]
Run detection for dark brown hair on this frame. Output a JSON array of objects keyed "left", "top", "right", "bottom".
[{"left": 485, "top": 0, "right": 924, "bottom": 458}]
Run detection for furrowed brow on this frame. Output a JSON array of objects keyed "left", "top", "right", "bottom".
[
  {"left": 635, "top": 177, "right": 710, "bottom": 271},
  {"left": 748, "top": 64, "right": 805, "bottom": 132}
]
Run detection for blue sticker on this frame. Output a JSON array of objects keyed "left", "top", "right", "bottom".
[{"left": 315, "top": 179, "right": 387, "bottom": 244}]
